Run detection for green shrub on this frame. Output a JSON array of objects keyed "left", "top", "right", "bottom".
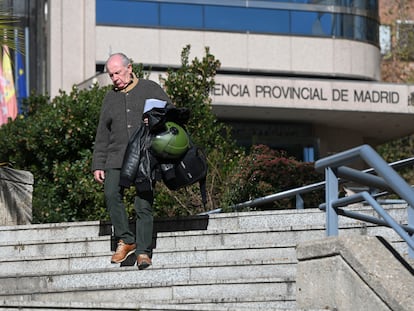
[
  {"left": 0, "top": 85, "right": 109, "bottom": 223},
  {"left": 377, "top": 136, "right": 414, "bottom": 185},
  {"left": 221, "top": 144, "right": 324, "bottom": 211},
  {"left": 155, "top": 45, "right": 244, "bottom": 215}
]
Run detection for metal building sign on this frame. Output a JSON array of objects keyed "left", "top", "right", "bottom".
[{"left": 211, "top": 75, "right": 414, "bottom": 114}]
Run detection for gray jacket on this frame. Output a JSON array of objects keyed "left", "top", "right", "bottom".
[{"left": 91, "top": 78, "right": 171, "bottom": 171}]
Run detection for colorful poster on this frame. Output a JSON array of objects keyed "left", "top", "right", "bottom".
[
  {"left": 0, "top": 53, "right": 6, "bottom": 125},
  {"left": 2, "top": 45, "right": 17, "bottom": 124}
]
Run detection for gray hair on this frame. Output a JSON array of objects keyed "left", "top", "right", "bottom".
[{"left": 105, "top": 53, "right": 131, "bottom": 70}]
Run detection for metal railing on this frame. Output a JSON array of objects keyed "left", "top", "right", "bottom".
[
  {"left": 314, "top": 144, "right": 414, "bottom": 258},
  {"left": 202, "top": 145, "right": 414, "bottom": 257}
]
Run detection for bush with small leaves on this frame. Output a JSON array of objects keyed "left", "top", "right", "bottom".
[
  {"left": 0, "top": 85, "right": 109, "bottom": 223},
  {"left": 221, "top": 145, "right": 324, "bottom": 211}
]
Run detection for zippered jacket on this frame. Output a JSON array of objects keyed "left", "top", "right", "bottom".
[{"left": 119, "top": 105, "right": 190, "bottom": 190}]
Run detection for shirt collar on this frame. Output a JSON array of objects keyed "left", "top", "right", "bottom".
[{"left": 114, "top": 73, "right": 139, "bottom": 93}]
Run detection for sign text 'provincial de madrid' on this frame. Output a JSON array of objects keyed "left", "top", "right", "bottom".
[{"left": 210, "top": 75, "right": 414, "bottom": 113}]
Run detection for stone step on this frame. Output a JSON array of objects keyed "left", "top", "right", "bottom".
[
  {"left": 0, "top": 299, "right": 313, "bottom": 311},
  {"left": 1, "top": 207, "right": 412, "bottom": 311},
  {"left": 0, "top": 263, "right": 296, "bottom": 308},
  {"left": 0, "top": 300, "right": 310, "bottom": 311},
  {"left": 1, "top": 224, "right": 406, "bottom": 263},
  {"left": 205, "top": 206, "right": 409, "bottom": 231},
  {"left": 0, "top": 263, "right": 295, "bottom": 293},
  {"left": 0, "top": 206, "right": 408, "bottom": 243},
  {"left": 0, "top": 251, "right": 114, "bottom": 277},
  {"left": 0, "top": 221, "right": 103, "bottom": 243},
  {"left": 0, "top": 245, "right": 297, "bottom": 277},
  {"left": 0, "top": 222, "right": 410, "bottom": 276},
  {"left": 153, "top": 244, "right": 297, "bottom": 269},
  {"left": 0, "top": 228, "right": 304, "bottom": 264},
  {"left": 155, "top": 225, "right": 406, "bottom": 252},
  {"left": 0, "top": 235, "right": 109, "bottom": 259}
]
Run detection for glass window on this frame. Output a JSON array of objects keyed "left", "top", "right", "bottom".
[
  {"left": 160, "top": 4, "right": 203, "bottom": 28},
  {"left": 96, "top": 0, "right": 379, "bottom": 46},
  {"left": 267, "top": 0, "right": 308, "bottom": 3},
  {"left": 96, "top": 0, "right": 159, "bottom": 26},
  {"left": 307, "top": 0, "right": 377, "bottom": 11},
  {"left": 353, "top": 15, "right": 368, "bottom": 40},
  {"left": 367, "top": 18, "right": 378, "bottom": 43},
  {"left": 205, "top": 6, "right": 290, "bottom": 34},
  {"left": 291, "top": 11, "right": 334, "bottom": 36},
  {"left": 334, "top": 14, "right": 356, "bottom": 39}
]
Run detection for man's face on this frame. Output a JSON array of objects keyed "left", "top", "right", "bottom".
[{"left": 106, "top": 56, "right": 132, "bottom": 89}]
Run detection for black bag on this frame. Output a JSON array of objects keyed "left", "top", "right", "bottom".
[{"left": 160, "top": 145, "right": 208, "bottom": 206}]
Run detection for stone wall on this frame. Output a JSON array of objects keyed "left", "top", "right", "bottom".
[
  {"left": 296, "top": 235, "right": 414, "bottom": 311},
  {"left": 0, "top": 167, "right": 34, "bottom": 225}
]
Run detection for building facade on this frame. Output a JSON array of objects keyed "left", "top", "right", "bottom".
[{"left": 6, "top": 0, "right": 414, "bottom": 160}]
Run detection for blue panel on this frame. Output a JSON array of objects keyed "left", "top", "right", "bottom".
[
  {"left": 318, "top": 13, "right": 335, "bottom": 36},
  {"left": 96, "top": 0, "right": 159, "bottom": 26},
  {"left": 291, "top": 11, "right": 335, "bottom": 36},
  {"left": 205, "top": 6, "right": 290, "bottom": 33},
  {"left": 303, "top": 146, "right": 315, "bottom": 162},
  {"left": 332, "top": 13, "right": 378, "bottom": 42},
  {"left": 160, "top": 3, "right": 203, "bottom": 28},
  {"left": 268, "top": 0, "right": 308, "bottom": 3},
  {"left": 339, "top": 0, "right": 378, "bottom": 10},
  {"left": 353, "top": 15, "right": 377, "bottom": 42},
  {"left": 366, "top": 17, "right": 378, "bottom": 42},
  {"left": 341, "top": 14, "right": 359, "bottom": 39}
]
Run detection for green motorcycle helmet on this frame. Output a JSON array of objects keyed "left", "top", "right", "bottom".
[{"left": 151, "top": 122, "right": 190, "bottom": 159}]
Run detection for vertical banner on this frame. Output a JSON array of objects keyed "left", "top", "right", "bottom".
[
  {"left": 2, "top": 45, "right": 17, "bottom": 123},
  {"left": 15, "top": 50, "right": 27, "bottom": 114},
  {"left": 0, "top": 53, "right": 6, "bottom": 125}
]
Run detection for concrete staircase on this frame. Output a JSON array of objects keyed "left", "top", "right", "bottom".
[{"left": 0, "top": 205, "right": 412, "bottom": 311}]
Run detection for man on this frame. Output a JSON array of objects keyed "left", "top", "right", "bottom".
[{"left": 92, "top": 53, "right": 172, "bottom": 269}]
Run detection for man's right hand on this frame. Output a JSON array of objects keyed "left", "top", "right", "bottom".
[{"left": 94, "top": 170, "right": 105, "bottom": 184}]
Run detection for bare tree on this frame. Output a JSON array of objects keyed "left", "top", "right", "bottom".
[
  {"left": 380, "top": 0, "right": 414, "bottom": 83},
  {"left": 377, "top": 0, "right": 414, "bottom": 181}
]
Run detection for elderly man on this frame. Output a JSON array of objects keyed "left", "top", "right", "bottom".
[{"left": 92, "top": 53, "right": 172, "bottom": 269}]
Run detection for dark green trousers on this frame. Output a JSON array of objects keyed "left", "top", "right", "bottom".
[{"left": 104, "top": 169, "right": 154, "bottom": 256}]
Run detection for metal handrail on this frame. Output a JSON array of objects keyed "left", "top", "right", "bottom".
[{"left": 314, "top": 144, "right": 414, "bottom": 258}]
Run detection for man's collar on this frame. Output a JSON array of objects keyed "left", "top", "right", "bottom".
[{"left": 114, "top": 73, "right": 139, "bottom": 92}]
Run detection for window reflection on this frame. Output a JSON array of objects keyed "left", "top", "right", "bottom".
[{"left": 204, "top": 6, "right": 290, "bottom": 33}]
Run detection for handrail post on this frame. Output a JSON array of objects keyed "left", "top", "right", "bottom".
[
  {"left": 296, "top": 194, "right": 304, "bottom": 209},
  {"left": 326, "top": 167, "right": 339, "bottom": 236},
  {"left": 409, "top": 205, "right": 414, "bottom": 258}
]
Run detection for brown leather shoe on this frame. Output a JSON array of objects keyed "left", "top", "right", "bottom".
[
  {"left": 137, "top": 254, "right": 152, "bottom": 270},
  {"left": 111, "top": 240, "right": 136, "bottom": 263}
]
